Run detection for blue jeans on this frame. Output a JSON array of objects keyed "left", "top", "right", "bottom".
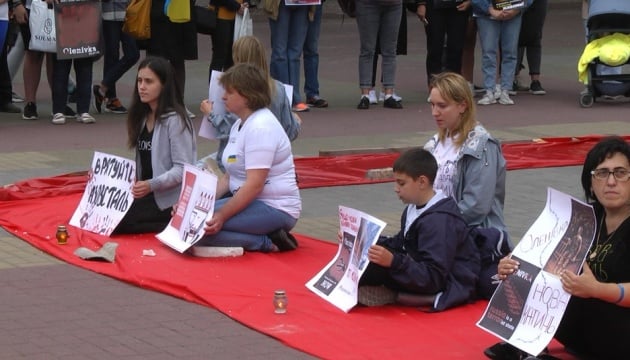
[
  {"left": 269, "top": 2, "right": 309, "bottom": 104},
  {"left": 102, "top": 20, "right": 140, "bottom": 99},
  {"left": 52, "top": 55, "right": 93, "bottom": 114},
  {"left": 195, "top": 199, "right": 298, "bottom": 252},
  {"left": 303, "top": 4, "right": 322, "bottom": 99},
  {"left": 356, "top": 0, "right": 401, "bottom": 89},
  {"left": 476, "top": 14, "right": 522, "bottom": 92}
]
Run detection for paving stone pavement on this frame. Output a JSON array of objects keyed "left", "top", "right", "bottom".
[{"left": 1, "top": 1, "right": 628, "bottom": 358}]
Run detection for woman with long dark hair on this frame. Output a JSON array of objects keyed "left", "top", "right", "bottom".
[{"left": 114, "top": 56, "right": 196, "bottom": 234}]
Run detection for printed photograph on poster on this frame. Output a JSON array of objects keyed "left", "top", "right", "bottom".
[
  {"left": 493, "top": 0, "right": 525, "bottom": 10},
  {"left": 306, "top": 206, "right": 386, "bottom": 313},
  {"left": 69, "top": 151, "right": 135, "bottom": 236},
  {"left": 312, "top": 231, "right": 355, "bottom": 296},
  {"left": 285, "top": 0, "right": 321, "bottom": 5},
  {"left": 156, "top": 164, "right": 218, "bottom": 253},
  {"left": 477, "top": 188, "right": 595, "bottom": 356},
  {"left": 54, "top": 0, "right": 102, "bottom": 59}
]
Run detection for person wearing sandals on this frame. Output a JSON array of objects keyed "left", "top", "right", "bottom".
[
  {"left": 193, "top": 63, "right": 301, "bottom": 253},
  {"left": 484, "top": 136, "right": 630, "bottom": 359}
]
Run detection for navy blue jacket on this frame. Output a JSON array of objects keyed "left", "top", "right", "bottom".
[{"left": 379, "top": 197, "right": 481, "bottom": 311}]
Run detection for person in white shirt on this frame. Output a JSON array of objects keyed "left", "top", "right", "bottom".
[{"left": 194, "top": 63, "right": 302, "bottom": 252}]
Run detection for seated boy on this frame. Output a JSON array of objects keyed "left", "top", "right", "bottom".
[{"left": 358, "top": 148, "right": 481, "bottom": 311}]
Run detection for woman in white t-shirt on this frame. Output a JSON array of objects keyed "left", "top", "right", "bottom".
[
  {"left": 424, "top": 72, "right": 507, "bottom": 234},
  {"left": 194, "top": 63, "right": 301, "bottom": 252}
]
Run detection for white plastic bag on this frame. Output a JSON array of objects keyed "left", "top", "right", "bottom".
[
  {"left": 29, "top": 0, "right": 56, "bottom": 52},
  {"left": 233, "top": 7, "right": 252, "bottom": 42}
]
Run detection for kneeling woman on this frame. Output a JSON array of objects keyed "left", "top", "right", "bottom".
[
  {"left": 194, "top": 63, "right": 301, "bottom": 252},
  {"left": 114, "top": 56, "right": 197, "bottom": 234}
]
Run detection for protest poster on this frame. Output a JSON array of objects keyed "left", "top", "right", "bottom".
[
  {"left": 199, "top": 70, "right": 226, "bottom": 140},
  {"left": 306, "top": 206, "right": 386, "bottom": 312},
  {"left": 69, "top": 151, "right": 135, "bottom": 236},
  {"left": 54, "top": 0, "right": 102, "bottom": 59},
  {"left": 477, "top": 188, "right": 596, "bottom": 356},
  {"left": 156, "top": 164, "right": 218, "bottom": 253},
  {"left": 285, "top": 0, "right": 321, "bottom": 5}
]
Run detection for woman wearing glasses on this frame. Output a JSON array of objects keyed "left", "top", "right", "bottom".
[{"left": 484, "top": 136, "right": 630, "bottom": 360}]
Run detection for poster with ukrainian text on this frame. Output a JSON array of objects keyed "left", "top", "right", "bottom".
[
  {"left": 156, "top": 164, "right": 218, "bottom": 253},
  {"left": 305, "top": 206, "right": 386, "bottom": 313},
  {"left": 69, "top": 151, "right": 135, "bottom": 236},
  {"left": 477, "top": 188, "right": 595, "bottom": 356}
]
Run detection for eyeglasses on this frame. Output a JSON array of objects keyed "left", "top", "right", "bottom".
[{"left": 590, "top": 167, "right": 630, "bottom": 181}]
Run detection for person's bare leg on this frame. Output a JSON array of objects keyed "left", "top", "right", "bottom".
[{"left": 22, "top": 50, "right": 44, "bottom": 103}]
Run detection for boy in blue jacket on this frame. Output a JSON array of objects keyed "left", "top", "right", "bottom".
[{"left": 358, "top": 148, "right": 481, "bottom": 311}]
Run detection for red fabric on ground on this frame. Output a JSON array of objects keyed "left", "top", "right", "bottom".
[
  {"left": 3, "top": 135, "right": 626, "bottom": 200},
  {"left": 0, "top": 193, "right": 577, "bottom": 359}
]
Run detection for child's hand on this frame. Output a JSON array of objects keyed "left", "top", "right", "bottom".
[
  {"left": 367, "top": 245, "right": 394, "bottom": 268},
  {"left": 200, "top": 99, "right": 213, "bottom": 115}
]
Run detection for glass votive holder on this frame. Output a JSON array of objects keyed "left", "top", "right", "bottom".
[{"left": 273, "top": 289, "right": 288, "bottom": 314}]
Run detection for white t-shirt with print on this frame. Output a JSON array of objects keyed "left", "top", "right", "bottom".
[
  {"left": 430, "top": 136, "right": 459, "bottom": 199},
  {"left": 222, "top": 108, "right": 301, "bottom": 219}
]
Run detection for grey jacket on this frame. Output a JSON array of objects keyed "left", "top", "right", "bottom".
[
  {"left": 136, "top": 111, "right": 197, "bottom": 210},
  {"left": 425, "top": 124, "right": 508, "bottom": 235}
]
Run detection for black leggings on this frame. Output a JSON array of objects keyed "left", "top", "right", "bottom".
[{"left": 517, "top": 0, "right": 547, "bottom": 76}]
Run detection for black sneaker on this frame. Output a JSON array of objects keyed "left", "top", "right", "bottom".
[
  {"left": 22, "top": 102, "right": 38, "bottom": 120},
  {"left": 529, "top": 80, "right": 546, "bottom": 95},
  {"left": 267, "top": 229, "right": 298, "bottom": 251},
  {"left": 383, "top": 96, "right": 403, "bottom": 109},
  {"left": 357, "top": 96, "right": 370, "bottom": 110},
  {"left": 105, "top": 98, "right": 128, "bottom": 114},
  {"left": 93, "top": 85, "right": 104, "bottom": 113}
]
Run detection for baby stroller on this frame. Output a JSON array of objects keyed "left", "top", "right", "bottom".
[{"left": 578, "top": 0, "right": 630, "bottom": 107}]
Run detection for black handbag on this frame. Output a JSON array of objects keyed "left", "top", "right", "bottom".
[{"left": 194, "top": 4, "right": 217, "bottom": 35}]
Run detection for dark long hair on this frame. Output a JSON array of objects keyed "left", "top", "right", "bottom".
[
  {"left": 581, "top": 136, "right": 630, "bottom": 207},
  {"left": 126, "top": 56, "right": 189, "bottom": 149}
]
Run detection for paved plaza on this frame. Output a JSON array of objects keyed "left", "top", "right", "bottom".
[{"left": 1, "top": 1, "right": 628, "bottom": 358}]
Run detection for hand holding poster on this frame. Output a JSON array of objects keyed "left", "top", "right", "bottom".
[
  {"left": 305, "top": 206, "right": 386, "bottom": 312},
  {"left": 477, "top": 188, "right": 596, "bottom": 356},
  {"left": 69, "top": 151, "right": 135, "bottom": 236},
  {"left": 199, "top": 70, "right": 226, "bottom": 140},
  {"left": 156, "top": 164, "right": 218, "bottom": 253}
]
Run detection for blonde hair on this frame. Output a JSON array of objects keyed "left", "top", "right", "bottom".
[
  {"left": 232, "top": 36, "right": 276, "bottom": 98},
  {"left": 429, "top": 72, "right": 477, "bottom": 148}
]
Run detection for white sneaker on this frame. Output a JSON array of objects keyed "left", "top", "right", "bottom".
[
  {"left": 494, "top": 84, "right": 501, "bottom": 99},
  {"left": 76, "top": 112, "right": 96, "bottom": 124},
  {"left": 498, "top": 90, "right": 515, "bottom": 105},
  {"left": 51, "top": 112, "right": 66, "bottom": 125},
  {"left": 186, "top": 108, "right": 196, "bottom": 119},
  {"left": 477, "top": 90, "right": 497, "bottom": 105},
  {"left": 368, "top": 90, "right": 378, "bottom": 104},
  {"left": 379, "top": 91, "right": 402, "bottom": 102}
]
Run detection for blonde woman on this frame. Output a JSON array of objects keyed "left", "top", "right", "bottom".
[{"left": 424, "top": 72, "right": 507, "bottom": 234}]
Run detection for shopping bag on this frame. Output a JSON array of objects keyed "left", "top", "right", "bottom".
[
  {"left": 123, "top": 0, "right": 151, "bottom": 40},
  {"left": 233, "top": 7, "right": 252, "bottom": 42},
  {"left": 54, "top": 0, "right": 102, "bottom": 59},
  {"left": 28, "top": 0, "right": 56, "bottom": 52},
  {"left": 164, "top": 0, "right": 191, "bottom": 23}
]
